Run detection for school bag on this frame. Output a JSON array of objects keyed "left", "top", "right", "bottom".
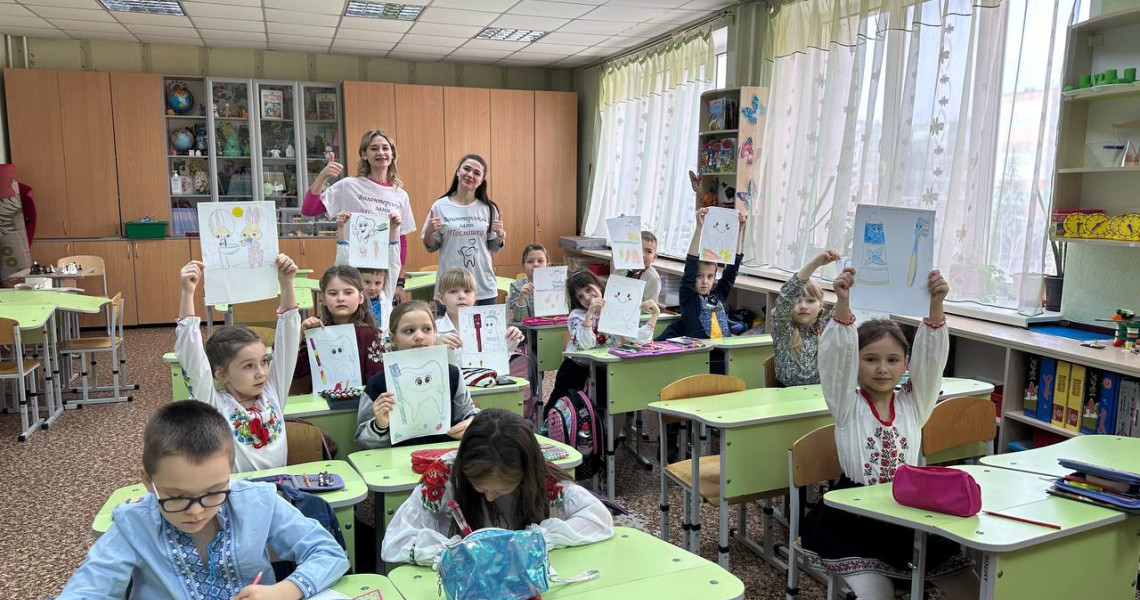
[
  {"left": 544, "top": 388, "right": 603, "bottom": 480},
  {"left": 439, "top": 527, "right": 598, "bottom": 600}
]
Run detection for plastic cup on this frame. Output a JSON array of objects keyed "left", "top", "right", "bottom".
[
  {"left": 1079, "top": 74, "right": 1092, "bottom": 88},
  {"left": 1125, "top": 68, "right": 1137, "bottom": 83}
]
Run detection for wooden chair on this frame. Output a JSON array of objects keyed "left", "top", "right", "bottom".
[
  {"left": 786, "top": 424, "right": 842, "bottom": 600},
  {"left": 0, "top": 317, "right": 42, "bottom": 442},
  {"left": 764, "top": 355, "right": 780, "bottom": 388},
  {"left": 56, "top": 255, "right": 108, "bottom": 297},
  {"left": 230, "top": 297, "right": 281, "bottom": 328},
  {"left": 286, "top": 420, "right": 326, "bottom": 465},
  {"left": 920, "top": 395, "right": 997, "bottom": 465},
  {"left": 57, "top": 292, "right": 130, "bottom": 407}
]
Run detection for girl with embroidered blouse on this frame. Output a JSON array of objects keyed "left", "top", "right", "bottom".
[
  {"left": 381, "top": 408, "right": 613, "bottom": 567},
  {"left": 800, "top": 266, "right": 978, "bottom": 600},
  {"left": 770, "top": 249, "right": 838, "bottom": 386},
  {"left": 174, "top": 254, "right": 300, "bottom": 473}
]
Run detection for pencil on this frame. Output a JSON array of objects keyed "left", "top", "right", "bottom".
[
  {"left": 252, "top": 571, "right": 263, "bottom": 586},
  {"left": 983, "top": 510, "right": 1061, "bottom": 530}
]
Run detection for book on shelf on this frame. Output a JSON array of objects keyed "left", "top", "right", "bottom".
[
  {"left": 1116, "top": 378, "right": 1139, "bottom": 436},
  {"left": 1051, "top": 361, "right": 1070, "bottom": 428},
  {"left": 1023, "top": 354, "right": 1041, "bottom": 416},
  {"left": 1066, "top": 364, "right": 1087, "bottom": 432},
  {"left": 1094, "top": 372, "right": 1120, "bottom": 435},
  {"left": 1037, "top": 357, "right": 1057, "bottom": 423},
  {"left": 1079, "top": 367, "right": 1101, "bottom": 434},
  {"left": 708, "top": 98, "right": 726, "bottom": 130}
]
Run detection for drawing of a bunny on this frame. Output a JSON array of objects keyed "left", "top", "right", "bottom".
[
  {"left": 240, "top": 205, "right": 264, "bottom": 267},
  {"left": 209, "top": 210, "right": 241, "bottom": 270}
]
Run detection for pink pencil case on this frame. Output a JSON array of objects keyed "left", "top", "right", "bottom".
[
  {"left": 522, "top": 316, "right": 567, "bottom": 325},
  {"left": 891, "top": 464, "right": 981, "bottom": 517}
]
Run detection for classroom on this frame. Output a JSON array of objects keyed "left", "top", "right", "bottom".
[{"left": 1, "top": 0, "right": 1139, "bottom": 598}]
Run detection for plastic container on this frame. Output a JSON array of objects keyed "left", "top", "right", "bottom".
[{"left": 124, "top": 220, "right": 168, "bottom": 239}]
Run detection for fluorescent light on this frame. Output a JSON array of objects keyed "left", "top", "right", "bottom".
[
  {"left": 475, "top": 28, "right": 547, "bottom": 43},
  {"left": 99, "top": 0, "right": 185, "bottom": 15},
  {"left": 344, "top": 2, "right": 424, "bottom": 21}
]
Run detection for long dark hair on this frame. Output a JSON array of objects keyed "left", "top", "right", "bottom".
[
  {"left": 566, "top": 270, "right": 603, "bottom": 311},
  {"left": 318, "top": 265, "right": 378, "bottom": 329},
  {"left": 857, "top": 319, "right": 909, "bottom": 354},
  {"left": 442, "top": 154, "right": 498, "bottom": 234},
  {"left": 450, "top": 409, "right": 569, "bottom": 534}
]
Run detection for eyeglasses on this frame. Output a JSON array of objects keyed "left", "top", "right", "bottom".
[{"left": 150, "top": 483, "right": 231, "bottom": 513}]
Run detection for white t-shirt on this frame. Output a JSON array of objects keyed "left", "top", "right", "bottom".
[
  {"left": 420, "top": 197, "right": 502, "bottom": 301},
  {"left": 319, "top": 177, "right": 416, "bottom": 300}
]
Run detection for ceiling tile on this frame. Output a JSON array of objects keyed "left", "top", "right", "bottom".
[
  {"left": 263, "top": 0, "right": 347, "bottom": 13},
  {"left": 605, "top": 0, "right": 689, "bottom": 7},
  {"left": 0, "top": 15, "right": 51, "bottom": 28},
  {"left": 387, "top": 51, "right": 446, "bottom": 62},
  {"left": 418, "top": 6, "right": 498, "bottom": 27},
  {"left": 442, "top": 54, "right": 501, "bottom": 64},
  {"left": 576, "top": 46, "right": 616, "bottom": 57},
  {"left": 0, "top": 26, "right": 67, "bottom": 38},
  {"left": 428, "top": 0, "right": 517, "bottom": 10},
  {"left": 268, "top": 22, "right": 336, "bottom": 37},
  {"left": 490, "top": 14, "right": 569, "bottom": 31},
  {"left": 508, "top": 0, "right": 593, "bottom": 19},
  {"left": 265, "top": 8, "right": 341, "bottom": 27},
  {"left": 392, "top": 43, "right": 454, "bottom": 56},
  {"left": 192, "top": 17, "right": 265, "bottom": 31},
  {"left": 338, "top": 15, "right": 413, "bottom": 32},
  {"left": 553, "top": 55, "right": 594, "bottom": 67},
  {"left": 268, "top": 33, "right": 333, "bottom": 46},
  {"left": 647, "top": 9, "right": 706, "bottom": 24},
  {"left": 203, "top": 39, "right": 267, "bottom": 49},
  {"left": 18, "top": 0, "right": 96, "bottom": 8},
  {"left": 268, "top": 42, "right": 329, "bottom": 52},
  {"left": 136, "top": 34, "right": 203, "bottom": 45},
  {"left": 199, "top": 29, "right": 266, "bottom": 42},
  {"left": 447, "top": 48, "right": 514, "bottom": 59},
  {"left": 108, "top": 12, "right": 192, "bottom": 25},
  {"left": 518, "top": 42, "right": 587, "bottom": 54},
  {"left": 181, "top": 0, "right": 262, "bottom": 5},
  {"left": 461, "top": 38, "right": 530, "bottom": 52},
  {"left": 683, "top": 0, "right": 734, "bottom": 8},
  {"left": 62, "top": 30, "right": 138, "bottom": 41},
  {"left": 399, "top": 34, "right": 463, "bottom": 48},
  {"left": 331, "top": 45, "right": 388, "bottom": 56},
  {"left": 125, "top": 24, "right": 202, "bottom": 37},
  {"left": 594, "top": 35, "right": 644, "bottom": 48},
  {"left": 504, "top": 51, "right": 563, "bottom": 62},
  {"left": 334, "top": 27, "right": 404, "bottom": 42},
  {"left": 0, "top": 4, "right": 34, "bottom": 16},
  {"left": 618, "top": 22, "right": 665, "bottom": 37},
  {"left": 26, "top": 6, "right": 115, "bottom": 21},
  {"left": 331, "top": 38, "right": 396, "bottom": 51},
  {"left": 556, "top": 19, "right": 632, "bottom": 35},
  {"left": 181, "top": 3, "right": 262, "bottom": 19},
  {"left": 48, "top": 19, "right": 128, "bottom": 32},
  {"left": 538, "top": 31, "right": 608, "bottom": 45},
  {"left": 498, "top": 57, "right": 559, "bottom": 67},
  {"left": 408, "top": 22, "right": 483, "bottom": 38},
  {"left": 580, "top": 5, "right": 660, "bottom": 22}
]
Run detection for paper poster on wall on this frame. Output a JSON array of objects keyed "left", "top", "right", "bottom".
[
  {"left": 533, "top": 266, "right": 568, "bottom": 317},
  {"left": 386, "top": 344, "right": 451, "bottom": 445},
  {"left": 849, "top": 204, "right": 935, "bottom": 317},
  {"left": 198, "top": 201, "right": 280, "bottom": 306},
  {"left": 304, "top": 324, "right": 361, "bottom": 394},
  {"left": 699, "top": 207, "right": 739, "bottom": 264},
  {"left": 598, "top": 275, "right": 645, "bottom": 339},
  {"left": 347, "top": 212, "right": 389, "bottom": 269},
  {"left": 458, "top": 304, "right": 510, "bottom": 374},
  {"left": 606, "top": 216, "right": 643, "bottom": 271}
]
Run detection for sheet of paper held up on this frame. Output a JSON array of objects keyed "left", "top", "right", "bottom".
[
  {"left": 849, "top": 204, "right": 936, "bottom": 317},
  {"left": 458, "top": 304, "right": 510, "bottom": 374},
  {"left": 304, "top": 324, "right": 361, "bottom": 394},
  {"left": 607, "top": 215, "right": 643, "bottom": 271},
  {"left": 386, "top": 344, "right": 451, "bottom": 445},
  {"left": 533, "top": 266, "right": 568, "bottom": 317},
  {"left": 197, "top": 201, "right": 280, "bottom": 305},
  {"left": 347, "top": 212, "right": 390, "bottom": 269},
  {"left": 598, "top": 275, "right": 645, "bottom": 339},
  {"left": 699, "top": 207, "right": 739, "bottom": 264}
]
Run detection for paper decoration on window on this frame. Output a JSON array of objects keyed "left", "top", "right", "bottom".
[
  {"left": 699, "top": 207, "right": 739, "bottom": 264},
  {"left": 606, "top": 216, "right": 643, "bottom": 271},
  {"left": 347, "top": 212, "right": 390, "bottom": 269},
  {"left": 458, "top": 304, "right": 510, "bottom": 374},
  {"left": 304, "top": 324, "right": 361, "bottom": 394},
  {"left": 198, "top": 201, "right": 280, "bottom": 306},
  {"left": 598, "top": 275, "right": 645, "bottom": 339},
  {"left": 850, "top": 204, "right": 936, "bottom": 317},
  {"left": 533, "top": 266, "right": 568, "bottom": 317},
  {"left": 386, "top": 344, "right": 451, "bottom": 445}
]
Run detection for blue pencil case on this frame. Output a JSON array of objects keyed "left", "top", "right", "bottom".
[
  {"left": 1053, "top": 479, "right": 1140, "bottom": 510},
  {"left": 1057, "top": 458, "right": 1140, "bottom": 486}
]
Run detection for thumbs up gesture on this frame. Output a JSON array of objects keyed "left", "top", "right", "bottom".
[{"left": 318, "top": 151, "right": 344, "bottom": 182}]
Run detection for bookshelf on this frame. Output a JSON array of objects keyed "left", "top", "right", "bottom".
[{"left": 695, "top": 86, "right": 766, "bottom": 209}]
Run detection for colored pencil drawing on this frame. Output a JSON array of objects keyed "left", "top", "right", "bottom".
[
  {"left": 347, "top": 212, "right": 390, "bottom": 269},
  {"left": 849, "top": 205, "right": 936, "bottom": 317},
  {"left": 197, "top": 201, "right": 280, "bottom": 306},
  {"left": 598, "top": 275, "right": 645, "bottom": 339},
  {"left": 458, "top": 304, "right": 510, "bottom": 374},
  {"left": 699, "top": 207, "right": 739, "bottom": 265},
  {"left": 386, "top": 345, "right": 450, "bottom": 444},
  {"left": 606, "top": 216, "right": 643, "bottom": 271},
  {"left": 304, "top": 324, "right": 361, "bottom": 394},
  {"left": 534, "top": 266, "right": 568, "bottom": 317}
]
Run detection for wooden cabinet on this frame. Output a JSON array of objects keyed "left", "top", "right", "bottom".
[
  {"left": 59, "top": 71, "right": 120, "bottom": 238},
  {"left": 534, "top": 92, "right": 578, "bottom": 263},
  {"left": 133, "top": 239, "right": 191, "bottom": 325},
  {"left": 300, "top": 238, "right": 336, "bottom": 274},
  {"left": 343, "top": 81, "right": 396, "bottom": 154},
  {"left": 443, "top": 87, "right": 491, "bottom": 180},
  {"left": 393, "top": 84, "right": 446, "bottom": 272},
  {"left": 490, "top": 90, "right": 535, "bottom": 268},
  {"left": 70, "top": 240, "right": 136, "bottom": 327},
  {"left": 111, "top": 73, "right": 168, "bottom": 232},
  {"left": 30, "top": 241, "right": 75, "bottom": 268},
  {"left": 279, "top": 239, "right": 305, "bottom": 266},
  {"left": 4, "top": 69, "right": 68, "bottom": 238}
]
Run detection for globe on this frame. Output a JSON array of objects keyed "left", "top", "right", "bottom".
[
  {"left": 170, "top": 128, "right": 195, "bottom": 152},
  {"left": 167, "top": 86, "right": 194, "bottom": 115}
]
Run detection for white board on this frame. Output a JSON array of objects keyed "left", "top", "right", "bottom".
[
  {"left": 304, "top": 324, "right": 361, "bottom": 394},
  {"left": 457, "top": 304, "right": 510, "bottom": 374},
  {"left": 198, "top": 201, "right": 280, "bottom": 305},
  {"left": 386, "top": 344, "right": 451, "bottom": 445},
  {"left": 598, "top": 275, "right": 645, "bottom": 339},
  {"left": 850, "top": 205, "right": 936, "bottom": 317},
  {"left": 699, "top": 207, "right": 739, "bottom": 264},
  {"left": 533, "top": 266, "right": 568, "bottom": 317},
  {"left": 347, "top": 212, "right": 390, "bottom": 269},
  {"left": 606, "top": 216, "right": 643, "bottom": 271}
]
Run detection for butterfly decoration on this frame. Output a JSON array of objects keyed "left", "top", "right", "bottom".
[
  {"left": 689, "top": 170, "right": 703, "bottom": 193},
  {"left": 735, "top": 179, "right": 754, "bottom": 210},
  {"left": 739, "top": 137, "right": 755, "bottom": 165},
  {"left": 741, "top": 94, "right": 765, "bottom": 125}
]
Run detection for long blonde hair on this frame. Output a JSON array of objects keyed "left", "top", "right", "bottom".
[
  {"left": 356, "top": 129, "right": 404, "bottom": 189},
  {"left": 791, "top": 279, "right": 826, "bottom": 356}
]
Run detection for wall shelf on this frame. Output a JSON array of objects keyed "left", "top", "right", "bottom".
[
  {"left": 1057, "top": 166, "right": 1140, "bottom": 173},
  {"left": 1061, "top": 83, "right": 1140, "bottom": 102},
  {"left": 1053, "top": 237, "right": 1140, "bottom": 248},
  {"left": 699, "top": 129, "right": 738, "bottom": 136},
  {"left": 1003, "top": 411, "right": 1081, "bottom": 439}
]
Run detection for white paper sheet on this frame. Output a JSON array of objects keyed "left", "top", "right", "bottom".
[
  {"left": 598, "top": 275, "right": 645, "bottom": 339},
  {"left": 699, "top": 207, "right": 739, "bottom": 264},
  {"left": 307, "top": 590, "right": 350, "bottom": 600},
  {"left": 198, "top": 202, "right": 280, "bottom": 306},
  {"left": 849, "top": 204, "right": 936, "bottom": 317},
  {"left": 347, "top": 212, "right": 390, "bottom": 269},
  {"left": 606, "top": 216, "right": 643, "bottom": 271},
  {"left": 304, "top": 324, "right": 361, "bottom": 394},
  {"left": 386, "top": 344, "right": 451, "bottom": 444},
  {"left": 458, "top": 304, "right": 510, "bottom": 374},
  {"left": 533, "top": 266, "right": 568, "bottom": 317}
]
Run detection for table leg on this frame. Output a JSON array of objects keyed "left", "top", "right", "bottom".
[
  {"left": 334, "top": 505, "right": 356, "bottom": 572},
  {"left": 688, "top": 419, "right": 701, "bottom": 554},
  {"left": 42, "top": 314, "right": 63, "bottom": 428},
  {"left": 374, "top": 491, "right": 386, "bottom": 575},
  {"left": 910, "top": 530, "right": 927, "bottom": 600},
  {"left": 658, "top": 411, "right": 671, "bottom": 543},
  {"left": 526, "top": 328, "right": 539, "bottom": 398}
]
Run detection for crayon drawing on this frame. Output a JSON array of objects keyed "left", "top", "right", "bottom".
[
  {"left": 598, "top": 275, "right": 645, "bottom": 339},
  {"left": 197, "top": 201, "right": 279, "bottom": 305},
  {"left": 533, "top": 266, "right": 568, "bottom": 317},
  {"left": 304, "top": 324, "right": 361, "bottom": 394},
  {"left": 458, "top": 304, "right": 510, "bottom": 374},
  {"left": 606, "top": 216, "right": 643, "bottom": 271},
  {"left": 347, "top": 212, "right": 389, "bottom": 269},
  {"left": 699, "top": 207, "right": 739, "bottom": 264},
  {"left": 850, "top": 205, "right": 935, "bottom": 317},
  {"left": 385, "top": 345, "right": 450, "bottom": 444}
]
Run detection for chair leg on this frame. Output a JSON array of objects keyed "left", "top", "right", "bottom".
[
  {"left": 659, "top": 414, "right": 671, "bottom": 543},
  {"left": 111, "top": 344, "right": 122, "bottom": 403},
  {"left": 718, "top": 495, "right": 731, "bottom": 569},
  {"left": 17, "top": 375, "right": 30, "bottom": 440}
]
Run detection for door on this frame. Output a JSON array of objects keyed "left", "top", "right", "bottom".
[
  {"left": 70, "top": 240, "right": 137, "bottom": 327},
  {"left": 342, "top": 81, "right": 395, "bottom": 158},
  {"left": 534, "top": 91, "right": 578, "bottom": 264},
  {"left": 489, "top": 90, "right": 535, "bottom": 269},
  {"left": 4, "top": 69, "right": 68, "bottom": 238},
  {"left": 59, "top": 71, "right": 120, "bottom": 238},
  {"left": 133, "top": 240, "right": 192, "bottom": 325},
  {"left": 111, "top": 73, "right": 169, "bottom": 232},
  {"left": 393, "top": 84, "right": 446, "bottom": 272}
]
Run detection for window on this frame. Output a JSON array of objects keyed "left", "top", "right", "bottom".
[{"left": 713, "top": 26, "right": 728, "bottom": 89}]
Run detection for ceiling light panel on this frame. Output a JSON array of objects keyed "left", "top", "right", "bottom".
[
  {"left": 475, "top": 27, "right": 547, "bottom": 43},
  {"left": 344, "top": 2, "right": 424, "bottom": 21},
  {"left": 99, "top": 0, "right": 185, "bottom": 15}
]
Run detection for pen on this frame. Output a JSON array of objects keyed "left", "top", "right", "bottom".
[
  {"left": 446, "top": 499, "right": 473, "bottom": 536},
  {"left": 252, "top": 571, "right": 263, "bottom": 586},
  {"left": 983, "top": 510, "right": 1061, "bottom": 530}
]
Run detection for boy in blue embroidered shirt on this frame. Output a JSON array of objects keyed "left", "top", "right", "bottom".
[
  {"left": 57, "top": 401, "right": 348, "bottom": 600},
  {"left": 660, "top": 206, "right": 748, "bottom": 340}
]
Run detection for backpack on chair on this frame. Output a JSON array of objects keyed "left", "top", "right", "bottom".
[{"left": 544, "top": 389, "right": 603, "bottom": 481}]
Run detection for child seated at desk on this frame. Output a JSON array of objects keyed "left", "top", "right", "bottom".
[
  {"left": 355, "top": 300, "right": 478, "bottom": 449},
  {"left": 507, "top": 244, "right": 549, "bottom": 321},
  {"left": 616, "top": 230, "right": 661, "bottom": 303},
  {"left": 57, "top": 400, "right": 349, "bottom": 599},
  {"left": 435, "top": 267, "right": 524, "bottom": 369},
  {"left": 381, "top": 408, "right": 613, "bottom": 566},
  {"left": 175, "top": 255, "right": 299, "bottom": 473},
  {"left": 770, "top": 250, "right": 837, "bottom": 386},
  {"left": 800, "top": 267, "right": 978, "bottom": 600}
]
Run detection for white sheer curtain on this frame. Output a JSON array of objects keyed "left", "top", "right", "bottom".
[
  {"left": 751, "top": 0, "right": 1074, "bottom": 315},
  {"left": 582, "top": 30, "right": 714, "bottom": 258}
]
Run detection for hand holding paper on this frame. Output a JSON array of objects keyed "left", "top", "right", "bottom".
[{"left": 597, "top": 275, "right": 646, "bottom": 339}]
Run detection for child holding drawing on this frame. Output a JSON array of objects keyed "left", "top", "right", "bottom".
[
  {"left": 658, "top": 207, "right": 747, "bottom": 340},
  {"left": 615, "top": 231, "right": 661, "bottom": 303},
  {"left": 507, "top": 244, "right": 550, "bottom": 321},
  {"left": 435, "top": 267, "right": 524, "bottom": 370},
  {"left": 175, "top": 254, "right": 300, "bottom": 473},
  {"left": 770, "top": 250, "right": 838, "bottom": 386},
  {"left": 334, "top": 210, "right": 395, "bottom": 332}
]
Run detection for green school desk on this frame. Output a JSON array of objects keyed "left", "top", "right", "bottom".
[
  {"left": 294, "top": 277, "right": 321, "bottom": 291},
  {"left": 647, "top": 377, "right": 994, "bottom": 569},
  {"left": 469, "top": 375, "right": 527, "bottom": 415},
  {"left": 403, "top": 273, "right": 436, "bottom": 301},
  {"left": 978, "top": 435, "right": 1140, "bottom": 478},
  {"left": 709, "top": 334, "right": 774, "bottom": 388},
  {"left": 388, "top": 527, "right": 745, "bottom": 600},
  {"left": 347, "top": 435, "right": 581, "bottom": 574},
  {"left": 824, "top": 464, "right": 1140, "bottom": 600},
  {"left": 91, "top": 459, "right": 368, "bottom": 570},
  {"left": 329, "top": 573, "right": 402, "bottom": 597},
  {"left": 564, "top": 342, "right": 713, "bottom": 500},
  {"left": 0, "top": 303, "right": 56, "bottom": 440}
]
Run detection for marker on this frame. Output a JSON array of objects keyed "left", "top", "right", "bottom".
[
  {"left": 251, "top": 571, "right": 263, "bottom": 586},
  {"left": 446, "top": 499, "right": 472, "bottom": 536},
  {"left": 983, "top": 510, "right": 1061, "bottom": 530}
]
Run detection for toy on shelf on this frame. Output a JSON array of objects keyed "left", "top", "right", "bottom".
[
  {"left": 1054, "top": 209, "right": 1140, "bottom": 241},
  {"left": 1095, "top": 309, "right": 1138, "bottom": 348},
  {"left": 700, "top": 138, "right": 737, "bottom": 174}
]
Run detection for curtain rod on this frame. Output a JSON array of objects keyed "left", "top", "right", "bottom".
[{"left": 583, "top": 2, "right": 753, "bottom": 70}]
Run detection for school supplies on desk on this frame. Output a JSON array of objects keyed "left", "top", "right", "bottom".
[
  {"left": 521, "top": 315, "right": 568, "bottom": 326},
  {"left": 410, "top": 443, "right": 568, "bottom": 474},
  {"left": 606, "top": 338, "right": 711, "bottom": 359},
  {"left": 1049, "top": 459, "right": 1140, "bottom": 512},
  {"left": 319, "top": 385, "right": 365, "bottom": 410},
  {"left": 245, "top": 471, "right": 345, "bottom": 492}
]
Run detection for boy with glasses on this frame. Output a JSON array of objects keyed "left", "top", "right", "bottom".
[{"left": 57, "top": 401, "right": 348, "bottom": 600}]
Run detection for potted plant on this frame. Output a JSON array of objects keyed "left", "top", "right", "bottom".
[{"left": 1045, "top": 238, "right": 1065, "bottom": 311}]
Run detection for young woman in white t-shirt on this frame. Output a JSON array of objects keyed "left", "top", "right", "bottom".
[
  {"left": 421, "top": 155, "right": 506, "bottom": 305},
  {"left": 303, "top": 129, "right": 416, "bottom": 303}
]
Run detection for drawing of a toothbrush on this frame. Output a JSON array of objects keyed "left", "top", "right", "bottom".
[
  {"left": 388, "top": 364, "right": 408, "bottom": 426},
  {"left": 473, "top": 314, "right": 484, "bottom": 352},
  {"left": 907, "top": 217, "right": 931, "bottom": 287},
  {"left": 309, "top": 337, "right": 326, "bottom": 385}
]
